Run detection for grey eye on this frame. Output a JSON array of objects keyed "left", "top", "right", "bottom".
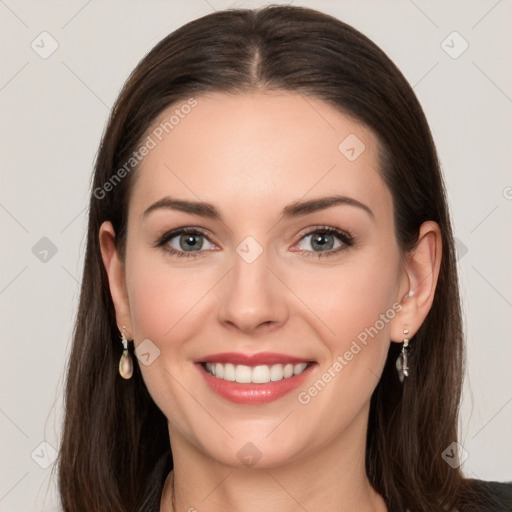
[
  {"left": 167, "top": 232, "right": 215, "bottom": 252},
  {"left": 298, "top": 232, "right": 343, "bottom": 253}
]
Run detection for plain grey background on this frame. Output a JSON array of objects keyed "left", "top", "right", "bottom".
[{"left": 1, "top": 0, "right": 511, "bottom": 510}]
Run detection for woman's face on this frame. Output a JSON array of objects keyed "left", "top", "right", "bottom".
[{"left": 110, "top": 91, "right": 412, "bottom": 467}]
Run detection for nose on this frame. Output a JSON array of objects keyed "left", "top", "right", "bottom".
[{"left": 218, "top": 247, "right": 289, "bottom": 335}]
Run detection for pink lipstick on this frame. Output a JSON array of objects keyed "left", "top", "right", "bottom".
[{"left": 195, "top": 352, "right": 315, "bottom": 404}]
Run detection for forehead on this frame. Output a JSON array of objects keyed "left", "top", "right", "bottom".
[{"left": 131, "top": 91, "right": 392, "bottom": 224}]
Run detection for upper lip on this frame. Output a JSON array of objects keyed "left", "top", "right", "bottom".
[{"left": 196, "top": 352, "right": 313, "bottom": 366}]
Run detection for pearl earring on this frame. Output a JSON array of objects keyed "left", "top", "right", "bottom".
[
  {"left": 396, "top": 328, "right": 409, "bottom": 383},
  {"left": 119, "top": 326, "right": 133, "bottom": 379}
]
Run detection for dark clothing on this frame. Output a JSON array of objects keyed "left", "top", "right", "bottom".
[{"left": 456, "top": 479, "right": 512, "bottom": 512}]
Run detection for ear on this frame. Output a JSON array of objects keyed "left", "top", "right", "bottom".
[
  {"left": 99, "top": 221, "right": 133, "bottom": 339},
  {"left": 389, "top": 220, "right": 443, "bottom": 343}
]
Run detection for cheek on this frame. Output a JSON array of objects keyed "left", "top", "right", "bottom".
[
  {"left": 124, "top": 251, "right": 216, "bottom": 429},
  {"left": 124, "top": 246, "right": 225, "bottom": 395},
  {"left": 126, "top": 251, "right": 213, "bottom": 341},
  {"left": 288, "top": 246, "right": 400, "bottom": 406},
  {"left": 291, "top": 248, "right": 399, "bottom": 347}
]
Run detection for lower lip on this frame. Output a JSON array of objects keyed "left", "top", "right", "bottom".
[{"left": 196, "top": 363, "right": 315, "bottom": 404}]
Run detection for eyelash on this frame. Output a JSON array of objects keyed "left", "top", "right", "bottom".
[{"left": 155, "top": 226, "right": 355, "bottom": 259}]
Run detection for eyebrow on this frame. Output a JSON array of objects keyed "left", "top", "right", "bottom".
[{"left": 142, "top": 195, "right": 375, "bottom": 222}]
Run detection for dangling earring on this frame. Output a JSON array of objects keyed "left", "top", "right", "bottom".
[
  {"left": 119, "top": 326, "right": 133, "bottom": 379},
  {"left": 396, "top": 328, "right": 409, "bottom": 383}
]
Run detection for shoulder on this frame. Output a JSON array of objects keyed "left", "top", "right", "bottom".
[{"left": 456, "top": 478, "right": 512, "bottom": 512}]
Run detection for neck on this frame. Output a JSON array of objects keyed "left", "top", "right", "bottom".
[{"left": 161, "top": 408, "right": 387, "bottom": 512}]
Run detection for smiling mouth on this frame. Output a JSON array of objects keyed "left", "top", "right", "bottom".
[{"left": 202, "top": 362, "right": 311, "bottom": 384}]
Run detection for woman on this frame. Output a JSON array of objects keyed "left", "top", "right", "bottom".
[{"left": 58, "top": 5, "right": 511, "bottom": 511}]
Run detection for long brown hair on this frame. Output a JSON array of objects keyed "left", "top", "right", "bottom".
[{"left": 58, "top": 5, "right": 483, "bottom": 511}]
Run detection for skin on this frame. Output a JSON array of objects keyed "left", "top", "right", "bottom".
[{"left": 100, "top": 91, "right": 442, "bottom": 512}]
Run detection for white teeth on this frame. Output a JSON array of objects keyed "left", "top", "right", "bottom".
[
  {"left": 204, "top": 362, "right": 309, "bottom": 384},
  {"left": 224, "top": 363, "right": 235, "bottom": 382},
  {"left": 235, "top": 365, "right": 252, "bottom": 383},
  {"left": 284, "top": 363, "right": 294, "bottom": 378},
  {"left": 251, "top": 365, "right": 270, "bottom": 383},
  {"left": 270, "top": 364, "right": 284, "bottom": 381},
  {"left": 294, "top": 363, "right": 307, "bottom": 375}
]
